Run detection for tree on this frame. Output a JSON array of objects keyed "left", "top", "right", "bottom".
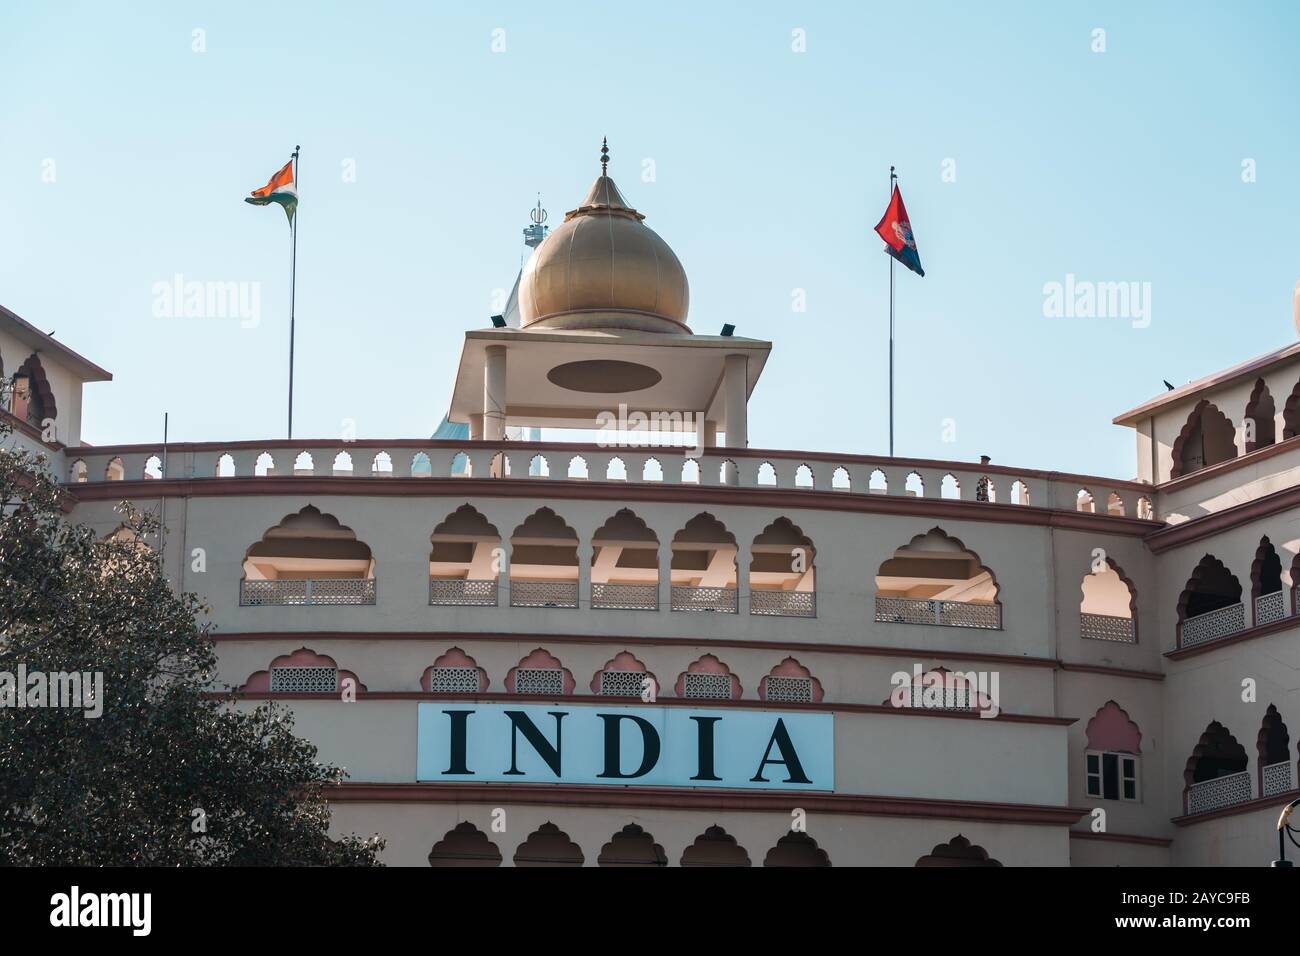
[{"left": 0, "top": 422, "right": 384, "bottom": 865}]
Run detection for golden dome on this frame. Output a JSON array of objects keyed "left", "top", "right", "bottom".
[{"left": 518, "top": 145, "right": 690, "bottom": 333}]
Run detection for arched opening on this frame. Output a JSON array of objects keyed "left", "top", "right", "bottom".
[
  {"left": 240, "top": 506, "right": 376, "bottom": 606},
  {"left": 1010, "top": 480, "right": 1030, "bottom": 505},
  {"left": 885, "top": 665, "right": 992, "bottom": 713},
  {"left": 508, "top": 508, "right": 579, "bottom": 608},
  {"left": 591, "top": 651, "right": 656, "bottom": 698},
  {"left": 975, "top": 475, "right": 995, "bottom": 503},
  {"left": 642, "top": 457, "right": 663, "bottom": 481},
  {"left": 421, "top": 647, "right": 489, "bottom": 693},
  {"left": 749, "top": 517, "right": 816, "bottom": 617},
  {"left": 105, "top": 457, "right": 124, "bottom": 481},
  {"left": 680, "top": 826, "right": 751, "bottom": 867},
  {"left": 1076, "top": 489, "right": 1095, "bottom": 513},
  {"left": 216, "top": 453, "right": 235, "bottom": 477},
  {"left": 758, "top": 657, "right": 823, "bottom": 704},
  {"left": 1106, "top": 492, "right": 1124, "bottom": 517},
  {"left": 1084, "top": 701, "right": 1142, "bottom": 802},
  {"left": 831, "top": 466, "right": 850, "bottom": 490},
  {"left": 10, "top": 354, "right": 56, "bottom": 428},
  {"left": 1243, "top": 378, "right": 1276, "bottom": 452},
  {"left": 411, "top": 451, "right": 432, "bottom": 476},
  {"left": 1250, "top": 536, "right": 1286, "bottom": 626},
  {"left": 794, "top": 463, "right": 814, "bottom": 488},
  {"left": 505, "top": 648, "right": 575, "bottom": 696},
  {"left": 675, "top": 654, "right": 741, "bottom": 700},
  {"left": 757, "top": 461, "right": 777, "bottom": 486},
  {"left": 143, "top": 455, "right": 162, "bottom": 480},
  {"left": 292, "top": 450, "right": 314, "bottom": 476},
  {"left": 514, "top": 823, "right": 583, "bottom": 867},
  {"left": 370, "top": 451, "right": 393, "bottom": 476},
  {"left": 1079, "top": 559, "right": 1137, "bottom": 643},
  {"left": 254, "top": 452, "right": 274, "bottom": 476},
  {"left": 428, "top": 822, "right": 502, "bottom": 867},
  {"left": 326, "top": 451, "right": 346, "bottom": 476},
  {"left": 1171, "top": 400, "right": 1237, "bottom": 478},
  {"left": 239, "top": 647, "right": 365, "bottom": 695},
  {"left": 597, "top": 825, "right": 667, "bottom": 867},
  {"left": 527, "top": 454, "right": 549, "bottom": 477},
  {"left": 68, "top": 459, "right": 87, "bottom": 483},
  {"left": 869, "top": 469, "right": 888, "bottom": 494},
  {"left": 874, "top": 528, "right": 1001, "bottom": 629},
  {"left": 1135, "top": 496, "right": 1154, "bottom": 520},
  {"left": 904, "top": 472, "right": 924, "bottom": 497},
  {"left": 1258, "top": 704, "right": 1293, "bottom": 797},
  {"left": 1176, "top": 555, "right": 1244, "bottom": 647},
  {"left": 914, "top": 835, "right": 1001, "bottom": 867},
  {"left": 428, "top": 505, "right": 501, "bottom": 606},
  {"left": 670, "top": 513, "right": 738, "bottom": 613},
  {"left": 1183, "top": 721, "right": 1250, "bottom": 814},
  {"left": 763, "top": 831, "right": 831, "bottom": 867},
  {"left": 590, "top": 509, "right": 659, "bottom": 611},
  {"left": 940, "top": 474, "right": 960, "bottom": 499}
]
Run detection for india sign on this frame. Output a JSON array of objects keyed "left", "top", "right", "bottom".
[{"left": 416, "top": 702, "right": 834, "bottom": 791}]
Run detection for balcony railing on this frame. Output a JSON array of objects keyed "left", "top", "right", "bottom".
[
  {"left": 1186, "top": 770, "right": 1253, "bottom": 815},
  {"left": 429, "top": 578, "right": 498, "bottom": 607},
  {"left": 671, "top": 585, "right": 738, "bottom": 613},
  {"left": 1179, "top": 602, "right": 1246, "bottom": 649},
  {"left": 1262, "top": 760, "right": 1294, "bottom": 798},
  {"left": 65, "top": 438, "right": 1155, "bottom": 518},
  {"left": 750, "top": 589, "right": 816, "bottom": 618},
  {"left": 509, "top": 579, "right": 579, "bottom": 609},
  {"left": 874, "top": 596, "right": 1001, "bottom": 630},
  {"left": 240, "top": 578, "right": 376, "bottom": 606},
  {"left": 591, "top": 582, "right": 659, "bottom": 611},
  {"left": 1254, "top": 590, "right": 1288, "bottom": 627},
  {"left": 1080, "top": 612, "right": 1135, "bottom": 643}
]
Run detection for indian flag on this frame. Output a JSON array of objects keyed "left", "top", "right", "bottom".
[{"left": 244, "top": 159, "right": 297, "bottom": 224}]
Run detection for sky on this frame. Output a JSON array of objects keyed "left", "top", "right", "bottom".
[{"left": 2, "top": 1, "right": 1298, "bottom": 478}]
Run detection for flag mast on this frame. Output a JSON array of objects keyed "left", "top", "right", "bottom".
[
  {"left": 287, "top": 145, "right": 300, "bottom": 440},
  {"left": 888, "top": 165, "right": 897, "bottom": 457}
]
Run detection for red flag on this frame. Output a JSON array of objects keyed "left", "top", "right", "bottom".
[{"left": 874, "top": 186, "right": 925, "bottom": 277}]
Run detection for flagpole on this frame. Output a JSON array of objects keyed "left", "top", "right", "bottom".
[
  {"left": 888, "top": 165, "right": 897, "bottom": 457},
  {"left": 288, "top": 145, "right": 300, "bottom": 440}
]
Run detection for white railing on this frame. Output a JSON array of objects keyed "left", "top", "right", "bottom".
[
  {"left": 509, "top": 579, "right": 579, "bottom": 609},
  {"left": 875, "top": 596, "right": 1001, "bottom": 630},
  {"left": 1254, "top": 590, "right": 1288, "bottom": 627},
  {"left": 591, "top": 582, "right": 659, "bottom": 611},
  {"left": 1262, "top": 760, "right": 1294, "bottom": 798},
  {"left": 1080, "top": 612, "right": 1136, "bottom": 643},
  {"left": 428, "top": 578, "right": 498, "bottom": 606},
  {"left": 750, "top": 589, "right": 816, "bottom": 618},
  {"left": 62, "top": 439, "right": 1153, "bottom": 518},
  {"left": 671, "top": 585, "right": 738, "bottom": 613},
  {"left": 1186, "top": 770, "right": 1253, "bottom": 815},
  {"left": 240, "top": 578, "right": 376, "bottom": 606},
  {"left": 1179, "top": 602, "right": 1247, "bottom": 649}
]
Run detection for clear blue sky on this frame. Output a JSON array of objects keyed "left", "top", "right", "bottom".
[{"left": 3, "top": 1, "right": 1298, "bottom": 478}]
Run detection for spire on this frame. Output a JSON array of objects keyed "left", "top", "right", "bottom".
[
  {"left": 570, "top": 137, "right": 643, "bottom": 220},
  {"left": 523, "top": 193, "right": 548, "bottom": 249}
]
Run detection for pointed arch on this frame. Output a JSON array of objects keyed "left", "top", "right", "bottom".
[
  {"left": 428, "top": 822, "right": 502, "bottom": 867},
  {"left": 590, "top": 651, "right": 657, "bottom": 697},
  {"left": 1183, "top": 721, "right": 1250, "bottom": 813},
  {"left": 1079, "top": 557, "right": 1138, "bottom": 643},
  {"left": 421, "top": 647, "right": 489, "bottom": 693},
  {"left": 749, "top": 517, "right": 815, "bottom": 617},
  {"left": 874, "top": 527, "right": 1001, "bottom": 629},
  {"left": 514, "top": 823, "right": 583, "bottom": 867},
  {"left": 675, "top": 653, "right": 741, "bottom": 700},
  {"left": 1250, "top": 535, "right": 1285, "bottom": 626},
  {"left": 429, "top": 504, "right": 501, "bottom": 605},
  {"left": 1085, "top": 701, "right": 1142, "bottom": 753},
  {"left": 670, "top": 513, "right": 738, "bottom": 612},
  {"left": 763, "top": 831, "right": 831, "bottom": 867},
  {"left": 509, "top": 507, "right": 579, "bottom": 608},
  {"left": 758, "top": 657, "right": 823, "bottom": 703},
  {"left": 505, "top": 648, "right": 576, "bottom": 696},
  {"left": 680, "top": 825, "right": 751, "bottom": 867},
  {"left": 1258, "top": 704, "right": 1294, "bottom": 797},
  {"left": 239, "top": 647, "right": 365, "bottom": 694},
  {"left": 1243, "top": 378, "right": 1276, "bottom": 451},
  {"left": 1170, "top": 399, "right": 1237, "bottom": 478},
  {"left": 1176, "top": 554, "right": 1243, "bottom": 646},
  {"left": 597, "top": 825, "right": 667, "bottom": 867},
  {"left": 914, "top": 835, "right": 1001, "bottom": 867},
  {"left": 10, "top": 353, "right": 56, "bottom": 426},
  {"left": 591, "top": 509, "right": 659, "bottom": 610},
  {"left": 240, "top": 506, "right": 376, "bottom": 605}
]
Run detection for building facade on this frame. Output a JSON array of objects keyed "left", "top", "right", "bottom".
[{"left": 7, "top": 154, "right": 1300, "bottom": 867}]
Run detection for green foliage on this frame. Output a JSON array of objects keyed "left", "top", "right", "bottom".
[{"left": 0, "top": 425, "right": 384, "bottom": 865}]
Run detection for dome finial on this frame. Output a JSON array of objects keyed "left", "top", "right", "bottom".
[{"left": 600, "top": 137, "right": 609, "bottom": 175}]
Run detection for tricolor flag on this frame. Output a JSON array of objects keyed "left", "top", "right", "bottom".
[
  {"left": 244, "top": 159, "right": 297, "bottom": 224},
  {"left": 874, "top": 185, "right": 924, "bottom": 277}
]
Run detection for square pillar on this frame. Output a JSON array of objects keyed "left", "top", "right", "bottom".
[{"left": 484, "top": 345, "right": 507, "bottom": 441}]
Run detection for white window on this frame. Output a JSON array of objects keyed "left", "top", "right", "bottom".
[
  {"left": 599, "top": 670, "right": 646, "bottom": 697},
  {"left": 764, "top": 676, "right": 812, "bottom": 703},
  {"left": 269, "top": 666, "right": 338, "bottom": 694},
  {"left": 1086, "top": 750, "right": 1139, "bottom": 801},
  {"left": 514, "top": 667, "right": 565, "bottom": 695},
  {"left": 683, "top": 672, "right": 732, "bottom": 700},
  {"left": 427, "top": 666, "right": 480, "bottom": 693}
]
